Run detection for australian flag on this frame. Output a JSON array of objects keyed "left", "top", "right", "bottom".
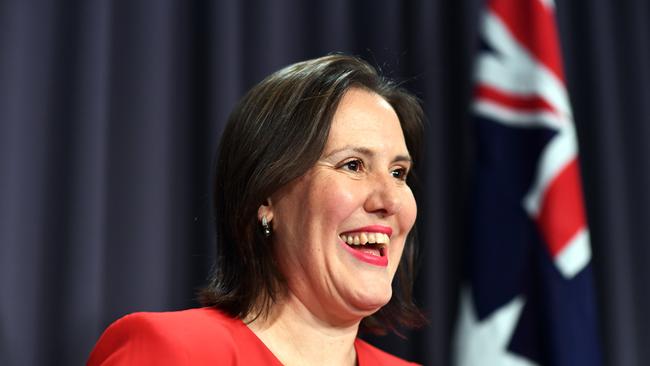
[{"left": 453, "top": 0, "right": 603, "bottom": 365}]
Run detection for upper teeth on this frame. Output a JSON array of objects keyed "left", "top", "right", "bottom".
[{"left": 339, "top": 232, "right": 390, "bottom": 245}]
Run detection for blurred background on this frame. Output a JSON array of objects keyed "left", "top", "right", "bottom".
[{"left": 1, "top": 0, "right": 649, "bottom": 365}]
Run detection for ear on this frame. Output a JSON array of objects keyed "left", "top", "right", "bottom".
[{"left": 257, "top": 198, "right": 274, "bottom": 222}]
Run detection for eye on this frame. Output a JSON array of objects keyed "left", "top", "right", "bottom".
[
  {"left": 391, "top": 167, "right": 409, "bottom": 180},
  {"left": 341, "top": 159, "right": 363, "bottom": 172}
]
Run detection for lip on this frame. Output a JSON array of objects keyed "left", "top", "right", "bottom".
[
  {"left": 338, "top": 238, "right": 389, "bottom": 267},
  {"left": 340, "top": 225, "right": 393, "bottom": 237}
]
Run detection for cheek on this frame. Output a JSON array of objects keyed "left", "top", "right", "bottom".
[
  {"left": 390, "top": 190, "right": 417, "bottom": 268},
  {"left": 312, "top": 178, "right": 360, "bottom": 223},
  {"left": 400, "top": 189, "right": 417, "bottom": 232}
]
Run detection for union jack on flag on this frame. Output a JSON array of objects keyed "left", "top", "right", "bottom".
[{"left": 453, "top": 0, "right": 603, "bottom": 365}]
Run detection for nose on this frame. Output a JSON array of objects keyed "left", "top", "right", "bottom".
[{"left": 363, "top": 173, "right": 402, "bottom": 217}]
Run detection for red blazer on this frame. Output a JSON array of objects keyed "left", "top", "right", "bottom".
[{"left": 88, "top": 307, "right": 418, "bottom": 365}]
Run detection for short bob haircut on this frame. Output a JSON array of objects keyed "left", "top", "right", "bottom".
[{"left": 201, "top": 54, "right": 425, "bottom": 335}]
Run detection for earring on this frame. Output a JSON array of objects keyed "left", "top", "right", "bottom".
[{"left": 261, "top": 215, "right": 271, "bottom": 237}]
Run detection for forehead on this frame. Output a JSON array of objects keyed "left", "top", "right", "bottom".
[{"left": 325, "top": 88, "right": 407, "bottom": 152}]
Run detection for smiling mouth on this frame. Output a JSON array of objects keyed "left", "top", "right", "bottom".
[{"left": 338, "top": 232, "right": 389, "bottom": 258}]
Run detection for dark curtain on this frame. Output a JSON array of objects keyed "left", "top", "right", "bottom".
[{"left": 0, "top": 1, "right": 648, "bottom": 365}]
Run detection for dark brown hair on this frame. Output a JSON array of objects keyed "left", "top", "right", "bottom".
[{"left": 200, "top": 54, "right": 425, "bottom": 334}]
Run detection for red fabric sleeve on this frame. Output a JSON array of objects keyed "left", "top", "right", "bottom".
[{"left": 87, "top": 312, "right": 237, "bottom": 366}]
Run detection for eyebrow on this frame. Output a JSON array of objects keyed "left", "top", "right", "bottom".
[{"left": 323, "top": 145, "right": 413, "bottom": 164}]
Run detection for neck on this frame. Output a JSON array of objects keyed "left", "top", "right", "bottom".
[{"left": 246, "top": 294, "right": 360, "bottom": 366}]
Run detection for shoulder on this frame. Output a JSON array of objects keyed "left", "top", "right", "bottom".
[
  {"left": 355, "top": 338, "right": 420, "bottom": 366},
  {"left": 88, "top": 308, "right": 240, "bottom": 365}
]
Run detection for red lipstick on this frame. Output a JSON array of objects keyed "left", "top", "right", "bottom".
[
  {"left": 339, "top": 240, "right": 388, "bottom": 267},
  {"left": 340, "top": 225, "right": 393, "bottom": 237},
  {"left": 339, "top": 225, "right": 392, "bottom": 267}
]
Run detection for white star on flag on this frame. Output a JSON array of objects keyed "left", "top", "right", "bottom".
[{"left": 454, "top": 287, "right": 538, "bottom": 366}]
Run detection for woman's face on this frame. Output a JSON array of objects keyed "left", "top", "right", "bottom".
[{"left": 267, "top": 88, "right": 417, "bottom": 325}]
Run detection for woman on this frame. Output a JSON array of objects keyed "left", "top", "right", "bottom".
[{"left": 88, "top": 54, "right": 425, "bottom": 365}]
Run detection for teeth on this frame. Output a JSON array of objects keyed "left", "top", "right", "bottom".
[
  {"left": 340, "top": 232, "right": 390, "bottom": 245},
  {"left": 359, "top": 233, "right": 368, "bottom": 245}
]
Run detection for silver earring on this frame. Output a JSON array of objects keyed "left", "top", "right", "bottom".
[{"left": 261, "top": 215, "right": 271, "bottom": 237}]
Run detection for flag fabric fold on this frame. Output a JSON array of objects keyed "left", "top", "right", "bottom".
[{"left": 454, "top": 0, "right": 602, "bottom": 365}]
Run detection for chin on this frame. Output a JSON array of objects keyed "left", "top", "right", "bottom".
[{"left": 348, "top": 285, "right": 393, "bottom": 315}]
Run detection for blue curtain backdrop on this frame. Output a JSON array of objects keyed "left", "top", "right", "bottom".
[{"left": 0, "top": 1, "right": 648, "bottom": 365}]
